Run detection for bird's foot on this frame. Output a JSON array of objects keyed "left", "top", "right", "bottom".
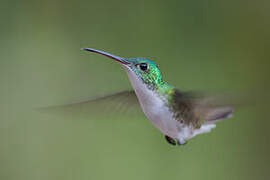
[{"left": 165, "top": 135, "right": 176, "bottom": 146}]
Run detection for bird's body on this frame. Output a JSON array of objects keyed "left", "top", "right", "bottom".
[
  {"left": 125, "top": 65, "right": 216, "bottom": 144},
  {"left": 80, "top": 48, "right": 234, "bottom": 145}
]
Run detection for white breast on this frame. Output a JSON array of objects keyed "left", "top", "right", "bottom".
[{"left": 124, "top": 68, "right": 179, "bottom": 138}]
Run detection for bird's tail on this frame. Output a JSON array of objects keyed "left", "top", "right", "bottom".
[{"left": 202, "top": 106, "right": 234, "bottom": 124}]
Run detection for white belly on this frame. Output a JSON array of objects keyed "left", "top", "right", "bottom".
[
  {"left": 140, "top": 91, "right": 180, "bottom": 138},
  {"left": 135, "top": 87, "right": 216, "bottom": 142}
]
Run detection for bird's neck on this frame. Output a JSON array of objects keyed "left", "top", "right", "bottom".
[{"left": 125, "top": 68, "right": 174, "bottom": 104}]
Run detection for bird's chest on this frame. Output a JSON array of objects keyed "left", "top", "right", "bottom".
[
  {"left": 136, "top": 87, "right": 171, "bottom": 127},
  {"left": 138, "top": 89, "right": 168, "bottom": 122},
  {"left": 137, "top": 89, "right": 180, "bottom": 137},
  {"left": 127, "top": 72, "right": 168, "bottom": 119},
  {"left": 126, "top": 72, "right": 178, "bottom": 137},
  {"left": 126, "top": 69, "right": 185, "bottom": 138}
]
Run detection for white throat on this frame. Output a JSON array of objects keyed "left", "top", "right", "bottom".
[{"left": 124, "top": 67, "right": 159, "bottom": 107}]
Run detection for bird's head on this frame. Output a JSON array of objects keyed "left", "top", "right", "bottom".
[{"left": 83, "top": 48, "right": 164, "bottom": 89}]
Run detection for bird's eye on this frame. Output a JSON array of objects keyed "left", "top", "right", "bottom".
[{"left": 137, "top": 63, "right": 148, "bottom": 71}]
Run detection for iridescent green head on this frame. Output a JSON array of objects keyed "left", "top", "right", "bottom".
[
  {"left": 83, "top": 48, "right": 164, "bottom": 89},
  {"left": 124, "top": 57, "right": 164, "bottom": 89}
]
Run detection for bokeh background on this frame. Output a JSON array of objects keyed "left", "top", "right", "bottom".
[{"left": 1, "top": 0, "right": 270, "bottom": 180}]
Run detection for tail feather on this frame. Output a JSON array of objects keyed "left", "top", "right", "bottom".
[{"left": 203, "top": 106, "right": 234, "bottom": 123}]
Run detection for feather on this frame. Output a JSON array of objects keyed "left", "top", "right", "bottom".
[
  {"left": 37, "top": 90, "right": 141, "bottom": 116},
  {"left": 171, "top": 89, "right": 235, "bottom": 128}
]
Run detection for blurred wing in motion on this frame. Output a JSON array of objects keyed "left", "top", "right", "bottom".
[
  {"left": 172, "top": 90, "right": 250, "bottom": 128},
  {"left": 191, "top": 95, "right": 235, "bottom": 124},
  {"left": 38, "top": 90, "right": 141, "bottom": 117}
]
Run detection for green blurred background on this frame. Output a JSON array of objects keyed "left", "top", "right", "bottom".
[{"left": 1, "top": 0, "right": 270, "bottom": 180}]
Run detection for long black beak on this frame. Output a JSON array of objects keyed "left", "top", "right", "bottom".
[{"left": 82, "top": 48, "right": 130, "bottom": 65}]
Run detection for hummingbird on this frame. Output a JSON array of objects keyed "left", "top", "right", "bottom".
[{"left": 76, "top": 48, "right": 234, "bottom": 146}]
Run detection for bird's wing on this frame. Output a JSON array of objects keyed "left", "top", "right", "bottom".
[
  {"left": 38, "top": 90, "right": 141, "bottom": 116},
  {"left": 191, "top": 95, "right": 235, "bottom": 124},
  {"left": 172, "top": 90, "right": 235, "bottom": 128}
]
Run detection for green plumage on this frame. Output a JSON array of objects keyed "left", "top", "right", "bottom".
[{"left": 126, "top": 58, "right": 165, "bottom": 90}]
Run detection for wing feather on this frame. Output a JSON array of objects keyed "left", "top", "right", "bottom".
[
  {"left": 38, "top": 90, "right": 141, "bottom": 116},
  {"left": 171, "top": 89, "right": 235, "bottom": 128}
]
